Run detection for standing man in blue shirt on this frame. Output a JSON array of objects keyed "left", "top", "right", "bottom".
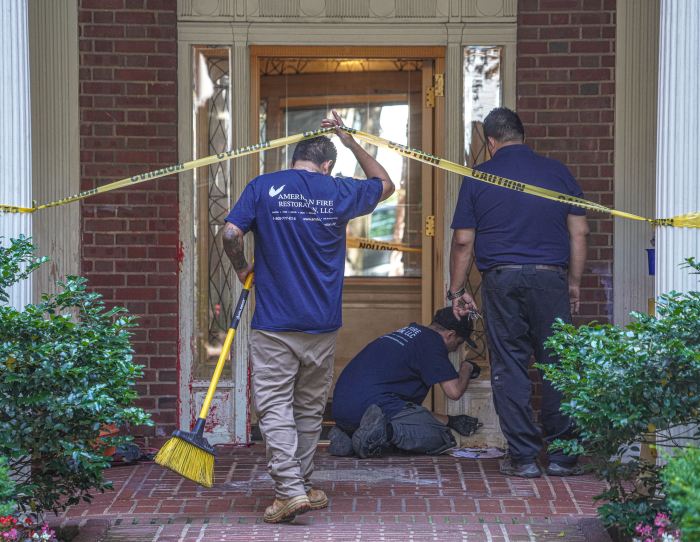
[
  {"left": 448, "top": 107, "right": 589, "bottom": 478},
  {"left": 222, "top": 111, "right": 394, "bottom": 522}
]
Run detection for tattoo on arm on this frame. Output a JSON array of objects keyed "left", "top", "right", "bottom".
[{"left": 222, "top": 223, "right": 248, "bottom": 271}]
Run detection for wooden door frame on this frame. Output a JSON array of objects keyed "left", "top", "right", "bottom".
[
  {"left": 249, "top": 44, "right": 445, "bottom": 302},
  {"left": 249, "top": 44, "right": 446, "bottom": 419}
]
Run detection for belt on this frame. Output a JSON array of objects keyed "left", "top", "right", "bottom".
[{"left": 488, "top": 264, "right": 566, "bottom": 272}]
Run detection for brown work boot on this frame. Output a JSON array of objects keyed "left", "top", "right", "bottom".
[
  {"left": 307, "top": 488, "right": 328, "bottom": 510},
  {"left": 263, "top": 494, "right": 311, "bottom": 523}
]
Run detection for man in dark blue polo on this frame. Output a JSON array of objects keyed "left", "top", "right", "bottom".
[
  {"left": 448, "top": 107, "right": 589, "bottom": 478},
  {"left": 223, "top": 111, "right": 394, "bottom": 522},
  {"left": 330, "top": 307, "right": 481, "bottom": 458}
]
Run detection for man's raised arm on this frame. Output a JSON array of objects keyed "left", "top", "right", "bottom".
[{"left": 321, "top": 110, "right": 394, "bottom": 201}]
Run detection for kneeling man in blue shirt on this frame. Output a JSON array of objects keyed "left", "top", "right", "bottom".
[{"left": 330, "top": 307, "right": 481, "bottom": 458}]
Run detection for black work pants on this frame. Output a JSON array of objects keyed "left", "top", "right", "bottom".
[
  {"left": 335, "top": 403, "right": 456, "bottom": 456},
  {"left": 389, "top": 403, "right": 456, "bottom": 455},
  {"left": 481, "top": 265, "right": 576, "bottom": 465}
]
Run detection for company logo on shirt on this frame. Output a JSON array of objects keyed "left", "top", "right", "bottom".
[
  {"left": 269, "top": 185, "right": 285, "bottom": 197},
  {"left": 382, "top": 325, "right": 422, "bottom": 347}
]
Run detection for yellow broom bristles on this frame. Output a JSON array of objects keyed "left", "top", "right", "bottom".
[{"left": 154, "top": 436, "right": 214, "bottom": 487}]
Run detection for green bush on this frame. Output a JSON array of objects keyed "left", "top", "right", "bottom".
[
  {"left": 0, "top": 236, "right": 152, "bottom": 514},
  {"left": 540, "top": 257, "right": 700, "bottom": 535},
  {"left": 662, "top": 447, "right": 700, "bottom": 539},
  {"left": 0, "top": 457, "right": 15, "bottom": 516}
]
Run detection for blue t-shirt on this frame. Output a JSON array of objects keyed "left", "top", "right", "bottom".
[
  {"left": 225, "top": 169, "right": 383, "bottom": 332},
  {"left": 332, "top": 324, "right": 459, "bottom": 428},
  {"left": 451, "top": 144, "right": 586, "bottom": 271}
]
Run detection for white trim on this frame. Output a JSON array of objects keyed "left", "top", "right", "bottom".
[
  {"left": 613, "top": 0, "right": 659, "bottom": 325},
  {"left": 177, "top": 40, "right": 198, "bottom": 437},
  {"left": 0, "top": 0, "right": 32, "bottom": 309},
  {"left": 655, "top": 0, "right": 700, "bottom": 296},
  {"left": 28, "top": 0, "right": 80, "bottom": 300}
]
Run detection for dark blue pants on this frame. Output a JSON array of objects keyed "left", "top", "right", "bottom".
[{"left": 481, "top": 265, "right": 577, "bottom": 465}]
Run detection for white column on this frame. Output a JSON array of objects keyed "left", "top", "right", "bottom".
[
  {"left": 28, "top": 0, "right": 80, "bottom": 300},
  {"left": 613, "top": 0, "right": 659, "bottom": 324},
  {"left": 655, "top": 0, "right": 700, "bottom": 295},
  {"left": 0, "top": 0, "right": 33, "bottom": 309},
  {"left": 655, "top": 0, "right": 700, "bottom": 454}
]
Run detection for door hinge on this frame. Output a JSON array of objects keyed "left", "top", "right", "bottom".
[
  {"left": 433, "top": 73, "right": 444, "bottom": 96},
  {"left": 425, "top": 73, "right": 444, "bottom": 108},
  {"left": 424, "top": 215, "right": 435, "bottom": 237}
]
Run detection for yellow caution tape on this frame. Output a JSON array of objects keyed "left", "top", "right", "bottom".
[
  {"left": 347, "top": 236, "right": 421, "bottom": 253},
  {"left": 0, "top": 128, "right": 334, "bottom": 214},
  {"left": 344, "top": 128, "right": 700, "bottom": 228},
  {"left": 1, "top": 126, "right": 699, "bottom": 229}
]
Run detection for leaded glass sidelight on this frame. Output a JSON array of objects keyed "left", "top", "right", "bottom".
[
  {"left": 462, "top": 46, "right": 502, "bottom": 364},
  {"left": 463, "top": 46, "right": 502, "bottom": 166},
  {"left": 193, "top": 47, "right": 234, "bottom": 380}
]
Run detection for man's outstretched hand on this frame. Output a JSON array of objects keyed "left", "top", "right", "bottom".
[{"left": 447, "top": 414, "right": 483, "bottom": 437}]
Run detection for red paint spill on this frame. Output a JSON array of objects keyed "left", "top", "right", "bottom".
[
  {"left": 245, "top": 354, "right": 252, "bottom": 446},
  {"left": 176, "top": 240, "right": 185, "bottom": 269},
  {"left": 176, "top": 336, "right": 182, "bottom": 427}
]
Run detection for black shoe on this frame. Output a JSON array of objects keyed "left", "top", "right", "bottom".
[
  {"left": 352, "top": 405, "right": 389, "bottom": 459},
  {"left": 499, "top": 456, "right": 542, "bottom": 478},
  {"left": 328, "top": 426, "right": 354, "bottom": 457},
  {"left": 546, "top": 462, "right": 584, "bottom": 476}
]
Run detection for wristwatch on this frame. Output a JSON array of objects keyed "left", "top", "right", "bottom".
[{"left": 446, "top": 287, "right": 465, "bottom": 301}]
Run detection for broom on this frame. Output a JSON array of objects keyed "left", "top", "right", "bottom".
[{"left": 155, "top": 271, "right": 254, "bottom": 487}]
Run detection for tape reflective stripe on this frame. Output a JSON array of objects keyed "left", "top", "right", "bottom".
[{"left": 1, "top": 126, "right": 698, "bottom": 228}]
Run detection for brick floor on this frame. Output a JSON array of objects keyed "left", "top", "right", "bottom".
[{"left": 55, "top": 444, "right": 612, "bottom": 541}]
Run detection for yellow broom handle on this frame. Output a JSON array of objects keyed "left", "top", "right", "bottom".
[{"left": 198, "top": 272, "right": 254, "bottom": 420}]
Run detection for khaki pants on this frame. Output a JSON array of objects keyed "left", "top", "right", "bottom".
[{"left": 250, "top": 329, "right": 337, "bottom": 499}]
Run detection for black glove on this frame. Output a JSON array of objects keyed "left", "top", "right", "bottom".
[
  {"left": 465, "top": 360, "right": 481, "bottom": 380},
  {"left": 447, "top": 414, "right": 483, "bottom": 437}
]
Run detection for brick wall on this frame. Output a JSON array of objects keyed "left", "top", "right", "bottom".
[
  {"left": 517, "top": 0, "right": 615, "bottom": 417},
  {"left": 78, "top": 0, "right": 179, "bottom": 445},
  {"left": 517, "top": 0, "right": 615, "bottom": 325}
]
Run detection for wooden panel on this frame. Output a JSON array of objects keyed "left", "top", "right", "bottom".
[{"left": 332, "top": 280, "right": 422, "bottom": 394}]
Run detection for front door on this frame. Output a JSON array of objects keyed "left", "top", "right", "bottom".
[{"left": 249, "top": 46, "right": 444, "bottom": 438}]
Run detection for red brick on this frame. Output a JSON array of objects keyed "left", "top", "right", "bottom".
[
  {"left": 114, "top": 40, "right": 156, "bottom": 53},
  {"left": 538, "top": 55, "right": 579, "bottom": 68},
  {"left": 570, "top": 68, "right": 611, "bottom": 81},
  {"left": 82, "top": 0, "right": 124, "bottom": 7},
  {"left": 115, "top": 10, "right": 156, "bottom": 24},
  {"left": 570, "top": 40, "right": 611, "bottom": 53},
  {"left": 518, "top": 0, "right": 615, "bottom": 352},
  {"left": 82, "top": 25, "right": 125, "bottom": 38},
  {"left": 540, "top": 0, "right": 581, "bottom": 8},
  {"left": 540, "top": 26, "right": 581, "bottom": 39}
]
